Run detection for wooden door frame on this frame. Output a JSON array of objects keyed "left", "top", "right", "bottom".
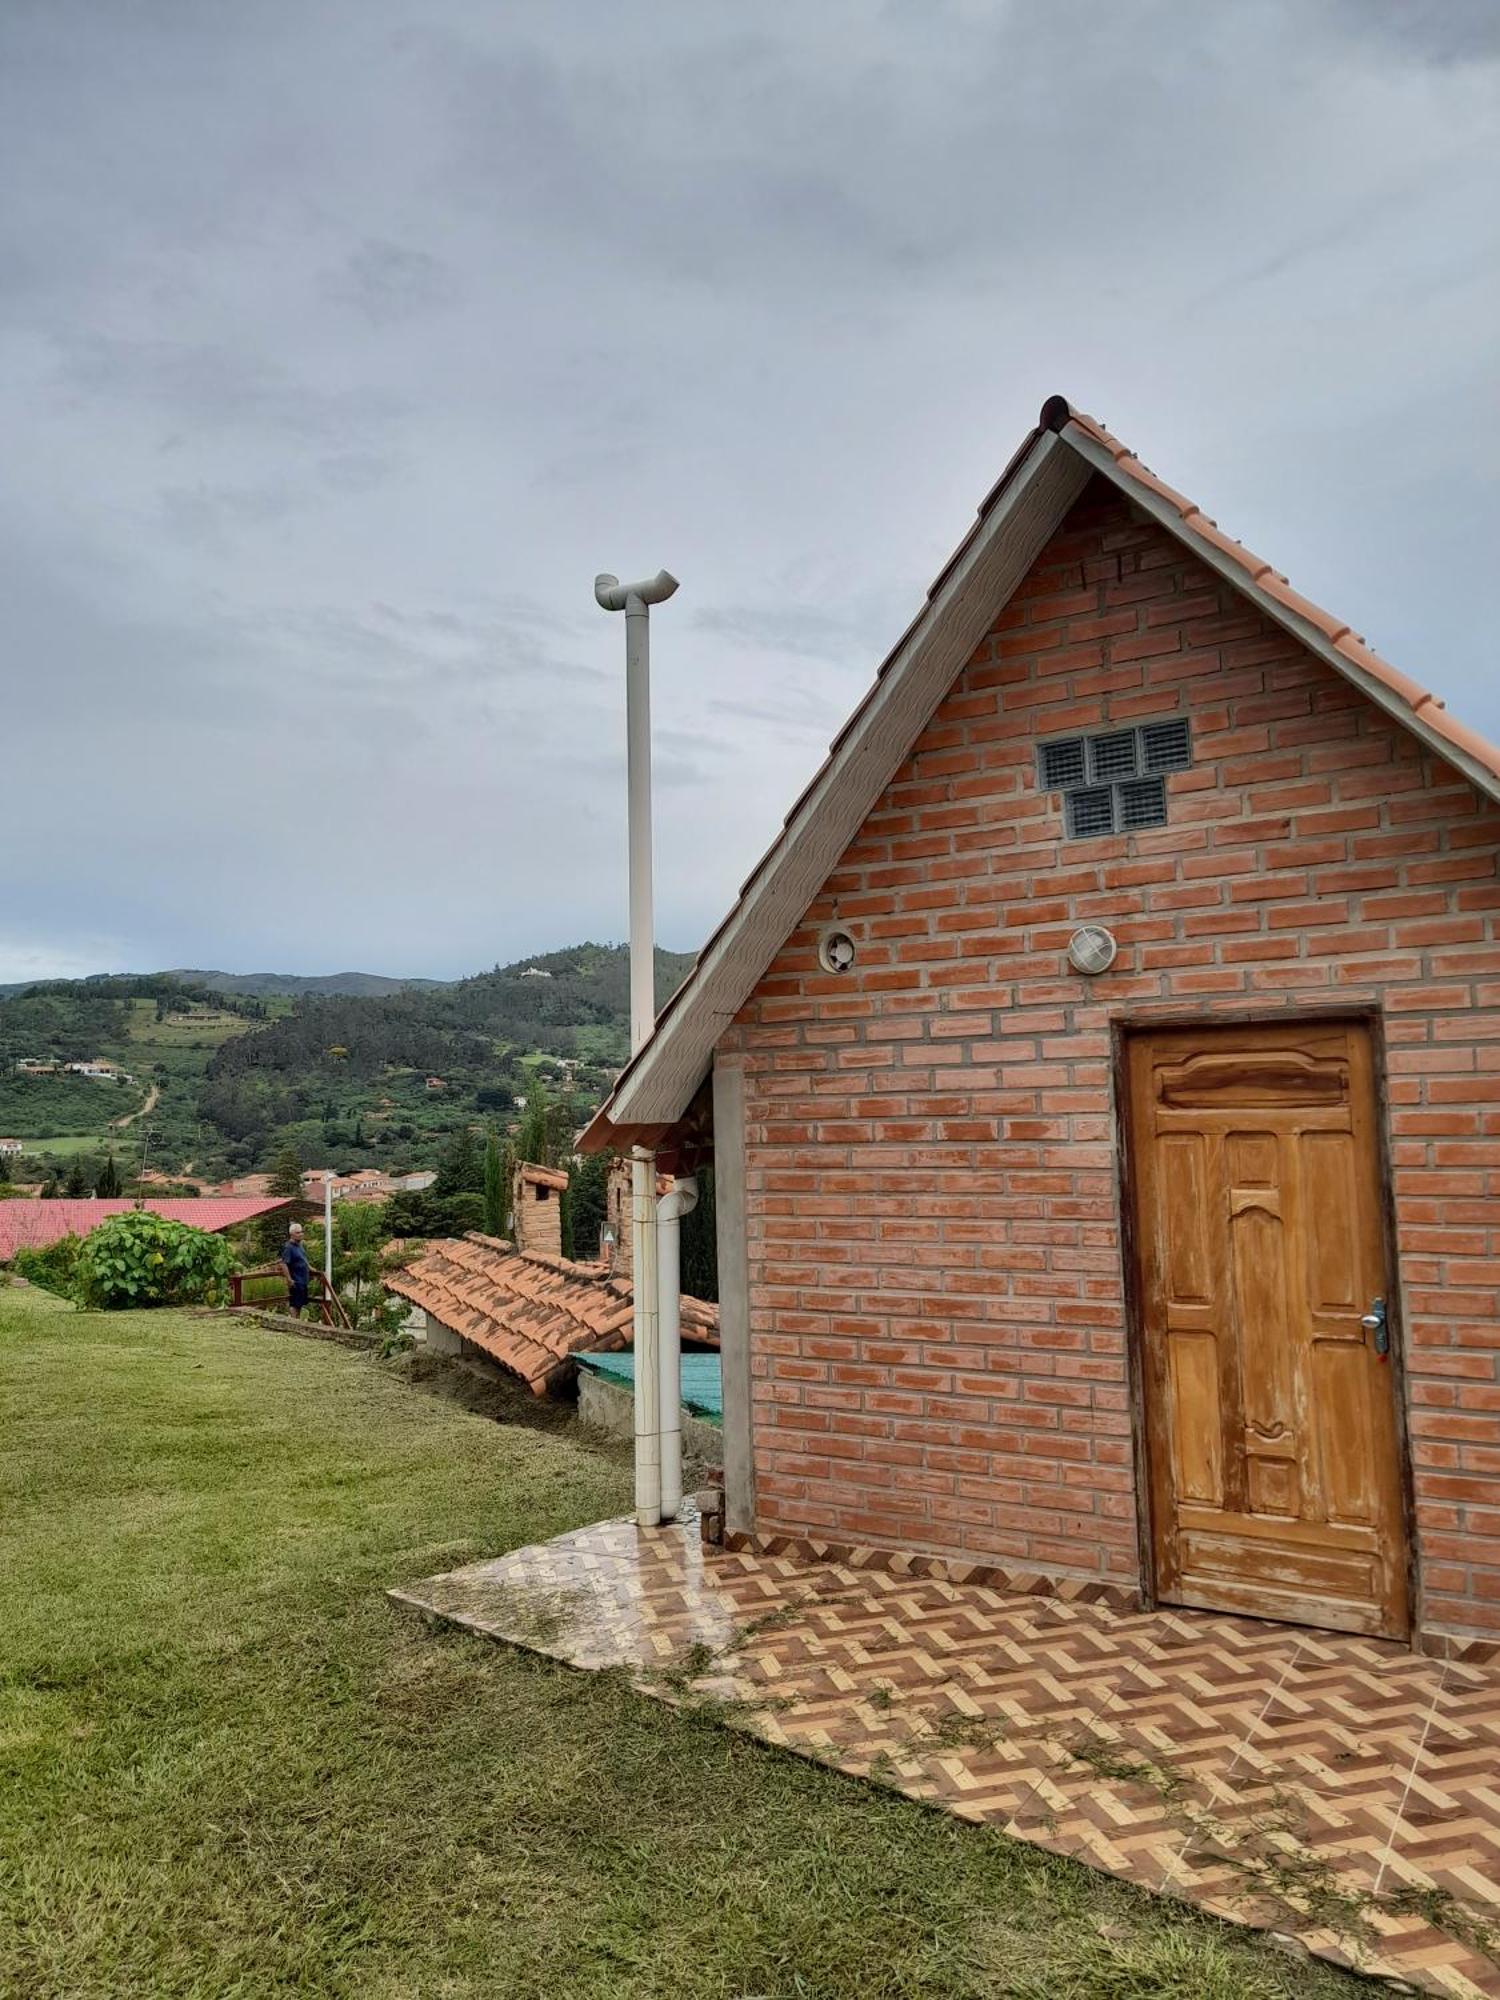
[{"left": 1109, "top": 1004, "right": 1419, "bottom": 1637}]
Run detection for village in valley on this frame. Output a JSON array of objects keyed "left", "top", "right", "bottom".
[{"left": 4, "top": 8, "right": 1500, "bottom": 2000}]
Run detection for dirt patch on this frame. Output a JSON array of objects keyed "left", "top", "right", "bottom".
[{"left": 387, "top": 1348, "right": 625, "bottom": 1449}]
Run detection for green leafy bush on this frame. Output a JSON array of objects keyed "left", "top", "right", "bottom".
[
  {"left": 12, "top": 1232, "right": 86, "bottom": 1298},
  {"left": 74, "top": 1210, "right": 235, "bottom": 1310}
]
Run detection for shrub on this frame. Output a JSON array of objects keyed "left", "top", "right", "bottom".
[
  {"left": 12, "top": 1232, "right": 86, "bottom": 1298},
  {"left": 74, "top": 1210, "right": 235, "bottom": 1310}
]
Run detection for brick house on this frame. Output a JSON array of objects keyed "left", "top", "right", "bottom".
[{"left": 583, "top": 397, "right": 1500, "bottom": 1659}]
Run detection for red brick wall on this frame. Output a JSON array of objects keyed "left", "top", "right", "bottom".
[{"left": 721, "top": 476, "right": 1500, "bottom": 1645}]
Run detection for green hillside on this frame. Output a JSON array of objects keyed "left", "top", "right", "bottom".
[
  {"left": 166, "top": 968, "right": 451, "bottom": 998},
  {"left": 0, "top": 944, "right": 696, "bottom": 1186}
]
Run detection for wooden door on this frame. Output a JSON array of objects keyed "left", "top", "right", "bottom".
[{"left": 1126, "top": 1020, "right": 1408, "bottom": 1638}]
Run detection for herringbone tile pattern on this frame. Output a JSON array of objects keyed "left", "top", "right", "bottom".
[{"left": 394, "top": 1519, "right": 1500, "bottom": 1997}]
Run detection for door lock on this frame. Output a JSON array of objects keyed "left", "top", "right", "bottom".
[{"left": 1360, "top": 1296, "right": 1390, "bottom": 1357}]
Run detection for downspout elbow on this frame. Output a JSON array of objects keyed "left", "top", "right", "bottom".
[{"left": 657, "top": 1176, "right": 700, "bottom": 1226}]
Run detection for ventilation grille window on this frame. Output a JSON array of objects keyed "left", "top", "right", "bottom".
[
  {"left": 1119, "top": 776, "right": 1168, "bottom": 830},
  {"left": 1089, "top": 731, "right": 1139, "bottom": 782},
  {"left": 1038, "top": 720, "right": 1189, "bottom": 840},
  {"left": 1141, "top": 718, "right": 1192, "bottom": 773},
  {"left": 1066, "top": 787, "right": 1117, "bottom": 839},
  {"left": 1038, "top": 738, "right": 1087, "bottom": 789}
]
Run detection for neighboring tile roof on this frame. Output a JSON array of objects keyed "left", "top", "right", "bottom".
[
  {"left": 582, "top": 394, "right": 1500, "bottom": 1153},
  {"left": 386, "top": 1233, "right": 719, "bottom": 1394},
  {"left": 0, "top": 1197, "right": 294, "bottom": 1262}
]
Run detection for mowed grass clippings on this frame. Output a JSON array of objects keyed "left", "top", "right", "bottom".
[{"left": 0, "top": 1283, "right": 1364, "bottom": 1999}]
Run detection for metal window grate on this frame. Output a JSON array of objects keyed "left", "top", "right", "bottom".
[
  {"left": 1089, "top": 730, "right": 1140, "bottom": 782},
  {"left": 1067, "top": 787, "right": 1117, "bottom": 839},
  {"left": 1119, "top": 776, "right": 1168, "bottom": 830},
  {"left": 1038, "top": 738, "right": 1087, "bottom": 789},
  {"left": 1141, "top": 718, "right": 1192, "bottom": 772}
]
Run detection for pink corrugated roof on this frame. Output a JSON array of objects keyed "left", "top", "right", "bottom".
[{"left": 0, "top": 1197, "right": 292, "bottom": 1262}]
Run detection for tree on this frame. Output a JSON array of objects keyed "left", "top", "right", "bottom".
[
  {"left": 681, "top": 1167, "right": 718, "bottom": 1302},
  {"left": 482, "top": 1129, "right": 505, "bottom": 1236},
  {"left": 75, "top": 1210, "right": 234, "bottom": 1310},
  {"left": 260, "top": 1144, "right": 306, "bottom": 1255},
  {"left": 0, "top": 1151, "right": 9, "bottom": 1188},
  {"left": 512, "top": 1078, "right": 573, "bottom": 1170},
  {"left": 64, "top": 1158, "right": 88, "bottom": 1198},
  {"left": 268, "top": 1145, "right": 305, "bottom": 1200},
  {"left": 434, "top": 1124, "right": 482, "bottom": 1197},
  {"left": 95, "top": 1152, "right": 123, "bottom": 1198},
  {"left": 564, "top": 1147, "right": 609, "bottom": 1262}
]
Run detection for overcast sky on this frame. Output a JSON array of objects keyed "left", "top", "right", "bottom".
[{"left": 2, "top": 1, "right": 1497, "bottom": 983}]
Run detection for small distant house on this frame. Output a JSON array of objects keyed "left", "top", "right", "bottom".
[
  {"left": 0, "top": 1138, "right": 23, "bottom": 1157},
  {"left": 521, "top": 966, "right": 553, "bottom": 979},
  {"left": 424, "top": 1076, "right": 446, "bottom": 1092},
  {"left": 385, "top": 1160, "right": 717, "bottom": 1395},
  {"left": 14, "top": 1059, "right": 58, "bottom": 1076}
]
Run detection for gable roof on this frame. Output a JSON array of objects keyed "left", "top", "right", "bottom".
[
  {"left": 385, "top": 1233, "right": 718, "bottom": 1395},
  {"left": 583, "top": 395, "right": 1500, "bottom": 1150},
  {"left": 0, "top": 1197, "right": 293, "bottom": 1262}
]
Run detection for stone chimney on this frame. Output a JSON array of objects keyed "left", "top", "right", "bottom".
[
  {"left": 511, "top": 1161, "right": 567, "bottom": 1260},
  {"left": 604, "top": 1155, "right": 633, "bottom": 1279}
]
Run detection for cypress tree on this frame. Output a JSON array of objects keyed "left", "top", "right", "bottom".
[
  {"left": 434, "top": 1125, "right": 483, "bottom": 1197},
  {"left": 482, "top": 1129, "right": 505, "bottom": 1236},
  {"left": 268, "top": 1145, "right": 305, "bottom": 1200}
]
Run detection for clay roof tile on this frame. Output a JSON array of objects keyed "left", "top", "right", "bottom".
[{"left": 385, "top": 1233, "right": 718, "bottom": 1393}]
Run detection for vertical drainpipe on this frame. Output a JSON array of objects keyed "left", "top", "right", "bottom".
[
  {"left": 595, "top": 567, "right": 679, "bottom": 1528},
  {"left": 656, "top": 1175, "right": 699, "bottom": 1520}
]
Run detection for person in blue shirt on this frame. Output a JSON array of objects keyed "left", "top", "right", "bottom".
[{"left": 278, "top": 1221, "right": 311, "bottom": 1318}]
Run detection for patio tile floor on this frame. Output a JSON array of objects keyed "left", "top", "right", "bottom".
[{"left": 393, "top": 1516, "right": 1500, "bottom": 1997}]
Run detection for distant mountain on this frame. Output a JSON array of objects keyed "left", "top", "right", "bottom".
[
  {"left": 0, "top": 969, "right": 450, "bottom": 1001},
  {"left": 0, "top": 942, "right": 700, "bottom": 1185},
  {"left": 166, "top": 969, "right": 451, "bottom": 998}
]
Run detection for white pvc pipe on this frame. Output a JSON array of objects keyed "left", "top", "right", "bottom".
[
  {"left": 323, "top": 1173, "right": 333, "bottom": 1301},
  {"left": 632, "top": 1148, "right": 661, "bottom": 1523},
  {"left": 656, "top": 1176, "right": 699, "bottom": 1521},
  {"left": 595, "top": 567, "right": 678, "bottom": 1527}
]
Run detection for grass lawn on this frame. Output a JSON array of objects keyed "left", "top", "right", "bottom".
[
  {"left": 0, "top": 1283, "right": 1364, "bottom": 2000},
  {"left": 9, "top": 1133, "right": 109, "bottom": 1159}
]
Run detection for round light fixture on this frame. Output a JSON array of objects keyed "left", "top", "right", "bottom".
[
  {"left": 818, "top": 927, "right": 858, "bottom": 974},
  {"left": 1067, "top": 924, "right": 1118, "bottom": 976}
]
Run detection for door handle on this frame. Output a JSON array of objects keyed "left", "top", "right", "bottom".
[{"left": 1360, "top": 1296, "right": 1390, "bottom": 1357}]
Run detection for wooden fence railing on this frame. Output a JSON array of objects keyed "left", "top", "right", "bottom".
[{"left": 229, "top": 1267, "right": 352, "bottom": 1330}]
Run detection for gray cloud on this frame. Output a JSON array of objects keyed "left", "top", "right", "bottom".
[{"left": 0, "top": 0, "right": 1497, "bottom": 981}]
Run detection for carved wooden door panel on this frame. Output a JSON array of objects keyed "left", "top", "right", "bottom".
[{"left": 1126, "top": 1021, "right": 1408, "bottom": 1638}]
